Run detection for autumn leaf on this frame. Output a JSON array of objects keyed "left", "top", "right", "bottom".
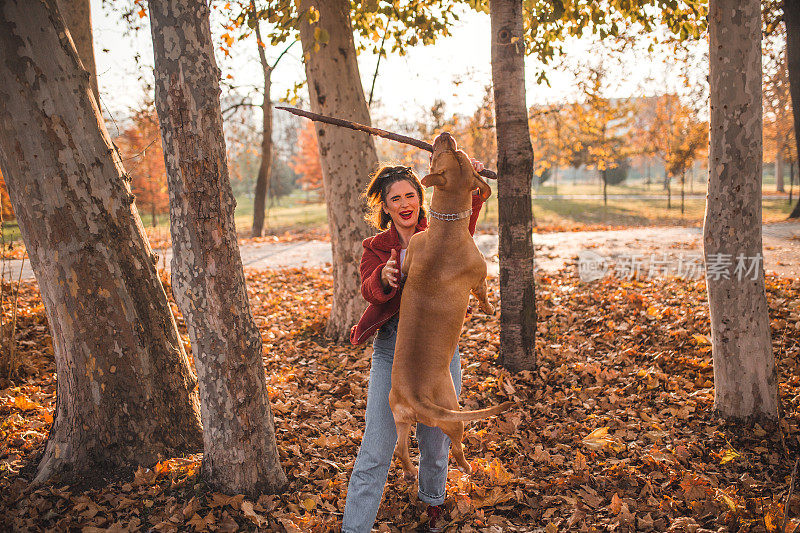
[
  {"left": 574, "top": 450, "right": 588, "bottom": 472},
  {"left": 765, "top": 504, "right": 783, "bottom": 533},
  {"left": 14, "top": 396, "right": 40, "bottom": 411},
  {"left": 681, "top": 474, "right": 710, "bottom": 502},
  {"left": 187, "top": 512, "right": 214, "bottom": 531},
  {"left": 240, "top": 500, "right": 266, "bottom": 527},
  {"left": 719, "top": 448, "right": 741, "bottom": 464},
  {"left": 278, "top": 517, "right": 302, "bottom": 533},
  {"left": 609, "top": 493, "right": 622, "bottom": 515},
  {"left": 581, "top": 426, "right": 623, "bottom": 452}
]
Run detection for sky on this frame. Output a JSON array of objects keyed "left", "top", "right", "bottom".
[{"left": 90, "top": 1, "right": 705, "bottom": 130}]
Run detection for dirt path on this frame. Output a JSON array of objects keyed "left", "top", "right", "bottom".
[{"left": 6, "top": 223, "right": 800, "bottom": 281}]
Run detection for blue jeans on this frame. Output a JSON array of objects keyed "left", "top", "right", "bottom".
[{"left": 342, "top": 315, "right": 461, "bottom": 533}]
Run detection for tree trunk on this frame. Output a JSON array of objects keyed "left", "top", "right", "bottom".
[
  {"left": 490, "top": 0, "right": 536, "bottom": 372},
  {"left": 705, "top": 0, "right": 776, "bottom": 420},
  {"left": 602, "top": 171, "right": 608, "bottom": 206},
  {"left": 298, "top": 0, "right": 376, "bottom": 342},
  {"left": 0, "top": 0, "right": 203, "bottom": 485},
  {"left": 776, "top": 148, "right": 785, "bottom": 192},
  {"left": 681, "top": 172, "right": 685, "bottom": 215},
  {"left": 789, "top": 160, "right": 800, "bottom": 218},
  {"left": 251, "top": 13, "right": 273, "bottom": 238},
  {"left": 785, "top": 0, "right": 800, "bottom": 166},
  {"left": 148, "top": 0, "right": 287, "bottom": 495},
  {"left": 56, "top": 0, "right": 99, "bottom": 104},
  {"left": 553, "top": 164, "right": 558, "bottom": 195},
  {"left": 666, "top": 174, "right": 672, "bottom": 209}
]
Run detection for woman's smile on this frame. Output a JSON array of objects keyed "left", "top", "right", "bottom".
[{"left": 383, "top": 180, "right": 420, "bottom": 230}]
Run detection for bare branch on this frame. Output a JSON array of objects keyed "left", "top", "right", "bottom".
[{"left": 275, "top": 106, "right": 498, "bottom": 179}]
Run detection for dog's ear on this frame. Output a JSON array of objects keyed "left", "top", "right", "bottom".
[
  {"left": 472, "top": 169, "right": 492, "bottom": 200},
  {"left": 421, "top": 172, "right": 446, "bottom": 188}
]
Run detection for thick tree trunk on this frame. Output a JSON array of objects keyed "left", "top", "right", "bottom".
[
  {"left": 705, "top": 0, "right": 776, "bottom": 420},
  {"left": 785, "top": 0, "right": 800, "bottom": 165},
  {"left": 490, "top": 0, "right": 536, "bottom": 372},
  {"left": 298, "top": 0, "right": 376, "bottom": 342},
  {"left": 0, "top": 0, "right": 203, "bottom": 485},
  {"left": 251, "top": 14, "right": 273, "bottom": 238},
  {"left": 56, "top": 0, "right": 99, "bottom": 104},
  {"left": 148, "top": 0, "right": 287, "bottom": 495}
]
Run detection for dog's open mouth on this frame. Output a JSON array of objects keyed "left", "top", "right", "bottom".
[{"left": 399, "top": 210, "right": 414, "bottom": 220}]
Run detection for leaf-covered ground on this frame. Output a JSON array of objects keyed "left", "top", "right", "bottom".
[{"left": 2, "top": 267, "right": 800, "bottom": 532}]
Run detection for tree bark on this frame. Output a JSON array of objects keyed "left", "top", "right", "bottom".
[
  {"left": 776, "top": 148, "right": 785, "bottom": 192},
  {"left": 789, "top": 161, "right": 800, "bottom": 216},
  {"left": 785, "top": 0, "right": 800, "bottom": 166},
  {"left": 790, "top": 160, "right": 800, "bottom": 217},
  {"left": 705, "top": 0, "right": 776, "bottom": 420},
  {"left": 251, "top": 11, "right": 273, "bottom": 238},
  {"left": 56, "top": 0, "right": 99, "bottom": 104},
  {"left": 298, "top": 0, "right": 376, "bottom": 342},
  {"left": 147, "top": 0, "right": 287, "bottom": 495},
  {"left": 490, "top": 0, "right": 536, "bottom": 372},
  {"left": 0, "top": 0, "right": 203, "bottom": 485}
]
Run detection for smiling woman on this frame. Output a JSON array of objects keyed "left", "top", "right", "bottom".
[{"left": 364, "top": 165, "right": 428, "bottom": 235}]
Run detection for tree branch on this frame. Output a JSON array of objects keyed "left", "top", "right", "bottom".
[
  {"left": 275, "top": 106, "right": 498, "bottom": 179},
  {"left": 222, "top": 101, "right": 258, "bottom": 118}
]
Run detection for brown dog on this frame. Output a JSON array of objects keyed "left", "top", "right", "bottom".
[{"left": 388, "top": 132, "right": 513, "bottom": 480}]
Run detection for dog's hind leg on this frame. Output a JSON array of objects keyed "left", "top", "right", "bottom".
[
  {"left": 439, "top": 421, "right": 472, "bottom": 474},
  {"left": 471, "top": 277, "right": 495, "bottom": 315},
  {"left": 393, "top": 419, "right": 417, "bottom": 482}
]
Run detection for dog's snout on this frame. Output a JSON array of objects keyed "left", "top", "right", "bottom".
[{"left": 433, "top": 131, "right": 457, "bottom": 150}]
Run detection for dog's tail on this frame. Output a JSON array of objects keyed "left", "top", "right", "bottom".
[{"left": 414, "top": 399, "right": 514, "bottom": 422}]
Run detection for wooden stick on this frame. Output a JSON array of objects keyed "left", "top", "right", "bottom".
[{"left": 276, "top": 106, "right": 498, "bottom": 180}]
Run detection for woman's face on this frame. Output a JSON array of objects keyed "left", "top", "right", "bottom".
[{"left": 382, "top": 179, "right": 420, "bottom": 231}]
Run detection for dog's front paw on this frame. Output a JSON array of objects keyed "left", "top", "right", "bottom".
[
  {"left": 481, "top": 303, "right": 495, "bottom": 315},
  {"left": 458, "top": 463, "right": 472, "bottom": 475},
  {"left": 403, "top": 470, "right": 418, "bottom": 483}
]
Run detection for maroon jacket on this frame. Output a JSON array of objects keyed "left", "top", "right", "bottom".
[{"left": 349, "top": 193, "right": 485, "bottom": 345}]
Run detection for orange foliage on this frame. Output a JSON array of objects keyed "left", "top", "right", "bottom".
[
  {"left": 0, "top": 170, "right": 15, "bottom": 221},
  {"left": 114, "top": 101, "right": 169, "bottom": 226},
  {"left": 290, "top": 121, "right": 324, "bottom": 196}
]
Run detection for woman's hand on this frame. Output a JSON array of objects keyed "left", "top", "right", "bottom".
[
  {"left": 381, "top": 249, "right": 399, "bottom": 290},
  {"left": 470, "top": 158, "right": 485, "bottom": 196}
]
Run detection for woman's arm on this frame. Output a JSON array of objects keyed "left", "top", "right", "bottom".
[
  {"left": 360, "top": 243, "right": 398, "bottom": 304},
  {"left": 468, "top": 157, "right": 487, "bottom": 236},
  {"left": 468, "top": 190, "right": 485, "bottom": 236}
]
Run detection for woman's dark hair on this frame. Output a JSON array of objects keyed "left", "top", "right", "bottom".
[{"left": 363, "top": 165, "right": 427, "bottom": 230}]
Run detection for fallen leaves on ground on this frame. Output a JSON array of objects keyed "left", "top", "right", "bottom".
[{"left": 2, "top": 267, "right": 800, "bottom": 531}]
